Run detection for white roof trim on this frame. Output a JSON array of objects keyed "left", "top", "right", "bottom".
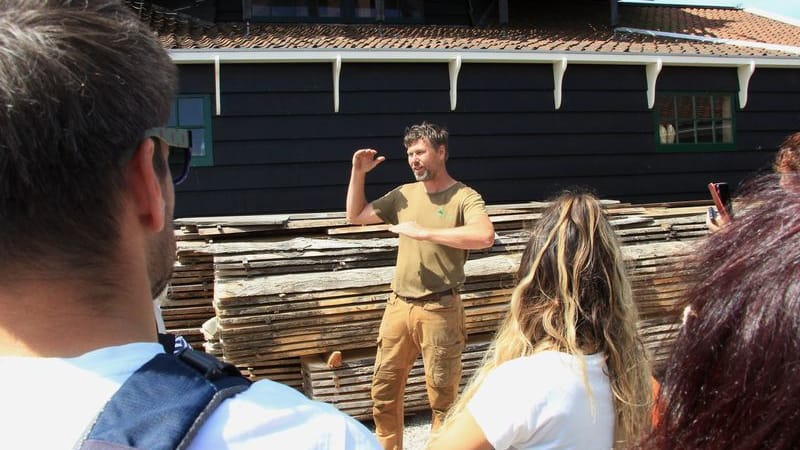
[
  {"left": 332, "top": 54, "right": 341, "bottom": 113},
  {"left": 213, "top": 54, "right": 221, "bottom": 116},
  {"left": 168, "top": 48, "right": 800, "bottom": 67},
  {"left": 744, "top": 7, "right": 800, "bottom": 27},
  {"left": 448, "top": 55, "right": 462, "bottom": 111},
  {"left": 646, "top": 59, "right": 663, "bottom": 109},
  {"left": 552, "top": 57, "right": 567, "bottom": 110},
  {"left": 169, "top": 48, "right": 800, "bottom": 114},
  {"left": 738, "top": 61, "right": 755, "bottom": 108}
]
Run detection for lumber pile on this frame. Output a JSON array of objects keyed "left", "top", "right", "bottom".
[
  {"left": 245, "top": 356, "right": 304, "bottom": 390},
  {"left": 172, "top": 200, "right": 710, "bottom": 245},
  {"left": 161, "top": 241, "right": 215, "bottom": 350},
  {"left": 163, "top": 199, "right": 706, "bottom": 411},
  {"left": 625, "top": 241, "right": 693, "bottom": 374},
  {"left": 211, "top": 253, "right": 517, "bottom": 366}
]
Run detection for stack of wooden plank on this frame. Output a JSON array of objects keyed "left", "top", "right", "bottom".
[
  {"left": 172, "top": 200, "right": 710, "bottom": 245},
  {"left": 624, "top": 241, "right": 693, "bottom": 375},
  {"left": 161, "top": 241, "right": 216, "bottom": 349},
  {"left": 245, "top": 357, "right": 304, "bottom": 391},
  {"left": 301, "top": 336, "right": 493, "bottom": 420},
  {"left": 213, "top": 253, "right": 517, "bottom": 367},
  {"left": 165, "top": 199, "right": 705, "bottom": 408},
  {"left": 175, "top": 214, "right": 291, "bottom": 241}
]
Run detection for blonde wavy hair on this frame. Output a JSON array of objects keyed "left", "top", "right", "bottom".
[{"left": 429, "top": 191, "right": 653, "bottom": 447}]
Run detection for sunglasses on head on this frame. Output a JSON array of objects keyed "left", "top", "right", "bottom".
[{"left": 144, "top": 127, "right": 192, "bottom": 185}]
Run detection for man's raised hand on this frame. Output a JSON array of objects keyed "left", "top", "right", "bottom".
[{"left": 352, "top": 149, "right": 386, "bottom": 174}]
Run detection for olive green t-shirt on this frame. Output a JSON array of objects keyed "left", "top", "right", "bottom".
[{"left": 372, "top": 181, "right": 488, "bottom": 298}]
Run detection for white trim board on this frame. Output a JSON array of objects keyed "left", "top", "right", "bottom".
[{"left": 168, "top": 48, "right": 800, "bottom": 113}]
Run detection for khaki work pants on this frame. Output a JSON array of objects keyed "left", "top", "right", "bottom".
[{"left": 371, "top": 291, "right": 466, "bottom": 450}]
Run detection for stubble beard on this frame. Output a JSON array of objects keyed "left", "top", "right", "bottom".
[
  {"left": 413, "top": 167, "right": 431, "bottom": 181},
  {"left": 148, "top": 220, "right": 176, "bottom": 299}
]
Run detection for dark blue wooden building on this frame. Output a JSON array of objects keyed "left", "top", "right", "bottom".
[{"left": 132, "top": 0, "right": 800, "bottom": 217}]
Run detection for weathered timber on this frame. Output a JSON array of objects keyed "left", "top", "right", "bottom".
[{"left": 165, "top": 199, "right": 709, "bottom": 415}]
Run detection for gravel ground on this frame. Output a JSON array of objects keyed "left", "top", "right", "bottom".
[{"left": 362, "top": 411, "right": 433, "bottom": 450}]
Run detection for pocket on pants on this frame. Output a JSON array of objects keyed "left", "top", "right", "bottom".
[
  {"left": 428, "top": 344, "right": 463, "bottom": 387},
  {"left": 372, "top": 337, "right": 404, "bottom": 403},
  {"left": 373, "top": 335, "right": 407, "bottom": 375}
]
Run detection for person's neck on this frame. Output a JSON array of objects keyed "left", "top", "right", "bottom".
[
  {"left": 422, "top": 172, "right": 457, "bottom": 194},
  {"left": 0, "top": 272, "right": 157, "bottom": 357}
]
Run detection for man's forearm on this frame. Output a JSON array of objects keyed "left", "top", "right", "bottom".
[
  {"left": 425, "top": 223, "right": 495, "bottom": 250},
  {"left": 346, "top": 169, "right": 368, "bottom": 223},
  {"left": 389, "top": 218, "right": 495, "bottom": 250}
]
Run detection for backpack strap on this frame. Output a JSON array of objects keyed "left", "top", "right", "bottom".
[{"left": 75, "top": 340, "right": 251, "bottom": 450}]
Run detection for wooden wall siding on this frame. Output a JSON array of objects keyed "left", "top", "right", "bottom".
[
  {"left": 738, "top": 68, "right": 800, "bottom": 154},
  {"left": 177, "top": 64, "right": 214, "bottom": 94},
  {"left": 173, "top": 63, "right": 793, "bottom": 217},
  {"left": 656, "top": 66, "right": 738, "bottom": 92}
]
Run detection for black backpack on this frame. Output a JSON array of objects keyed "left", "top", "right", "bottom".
[{"left": 74, "top": 334, "right": 251, "bottom": 450}]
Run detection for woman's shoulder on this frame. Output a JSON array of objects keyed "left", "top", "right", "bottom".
[
  {"left": 492, "top": 352, "right": 607, "bottom": 385},
  {"left": 498, "top": 351, "right": 596, "bottom": 369}
]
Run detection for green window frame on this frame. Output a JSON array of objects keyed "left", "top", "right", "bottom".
[
  {"left": 654, "top": 92, "right": 736, "bottom": 152},
  {"left": 168, "top": 95, "right": 213, "bottom": 167}
]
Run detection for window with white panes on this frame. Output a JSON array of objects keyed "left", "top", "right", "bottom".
[{"left": 655, "top": 93, "right": 735, "bottom": 151}]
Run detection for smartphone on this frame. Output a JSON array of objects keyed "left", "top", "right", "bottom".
[{"left": 707, "top": 182, "right": 733, "bottom": 223}]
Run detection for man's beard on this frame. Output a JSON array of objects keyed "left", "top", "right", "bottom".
[
  {"left": 148, "top": 221, "right": 176, "bottom": 299},
  {"left": 414, "top": 169, "right": 431, "bottom": 181}
]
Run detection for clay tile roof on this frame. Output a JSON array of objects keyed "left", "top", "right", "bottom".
[
  {"left": 128, "top": 1, "right": 800, "bottom": 58},
  {"left": 620, "top": 5, "right": 800, "bottom": 47}
]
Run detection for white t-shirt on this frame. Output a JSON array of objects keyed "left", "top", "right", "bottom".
[
  {"left": 467, "top": 351, "right": 614, "bottom": 450},
  {"left": 0, "top": 343, "right": 380, "bottom": 449}
]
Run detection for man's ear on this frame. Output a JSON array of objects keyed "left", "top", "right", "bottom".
[
  {"left": 127, "top": 138, "right": 166, "bottom": 233},
  {"left": 437, "top": 144, "right": 448, "bottom": 161}
]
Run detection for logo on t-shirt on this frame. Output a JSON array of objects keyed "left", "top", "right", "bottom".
[{"left": 436, "top": 206, "right": 454, "bottom": 221}]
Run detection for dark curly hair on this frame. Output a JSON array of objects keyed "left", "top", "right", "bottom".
[
  {"left": 774, "top": 132, "right": 800, "bottom": 174},
  {"left": 642, "top": 174, "right": 800, "bottom": 449}
]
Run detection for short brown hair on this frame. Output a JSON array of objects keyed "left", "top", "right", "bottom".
[
  {"left": 0, "top": 0, "right": 176, "bottom": 276},
  {"left": 403, "top": 122, "right": 449, "bottom": 157}
]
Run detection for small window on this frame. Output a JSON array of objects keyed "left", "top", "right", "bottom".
[
  {"left": 168, "top": 95, "right": 213, "bottom": 167},
  {"left": 655, "top": 93, "right": 735, "bottom": 151}
]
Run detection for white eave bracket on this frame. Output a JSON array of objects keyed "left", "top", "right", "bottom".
[
  {"left": 333, "top": 54, "right": 342, "bottom": 113},
  {"left": 738, "top": 61, "right": 755, "bottom": 109},
  {"left": 646, "top": 58, "right": 662, "bottom": 109},
  {"left": 552, "top": 57, "right": 567, "bottom": 110},
  {"left": 214, "top": 54, "right": 221, "bottom": 116},
  {"left": 449, "top": 55, "right": 462, "bottom": 111}
]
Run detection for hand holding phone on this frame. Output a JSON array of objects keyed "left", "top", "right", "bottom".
[{"left": 707, "top": 182, "right": 733, "bottom": 227}]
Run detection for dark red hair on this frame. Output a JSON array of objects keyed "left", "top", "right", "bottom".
[
  {"left": 642, "top": 174, "right": 800, "bottom": 449},
  {"left": 774, "top": 132, "right": 800, "bottom": 174}
]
